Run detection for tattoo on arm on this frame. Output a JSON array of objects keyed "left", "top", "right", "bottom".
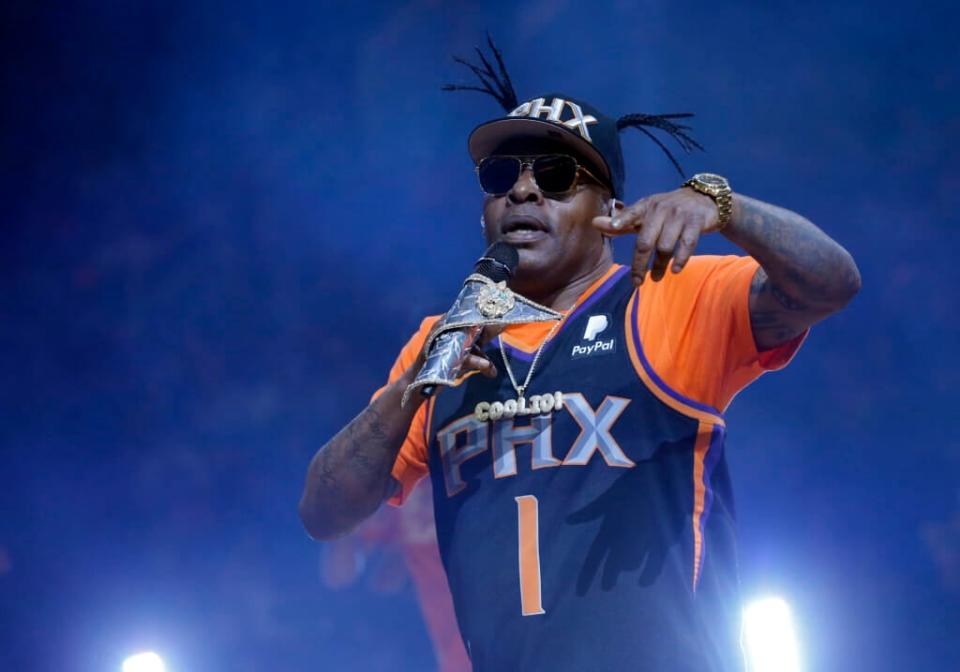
[
  {"left": 323, "top": 405, "right": 400, "bottom": 499},
  {"left": 748, "top": 268, "right": 809, "bottom": 346},
  {"left": 729, "top": 195, "right": 861, "bottom": 350},
  {"left": 770, "top": 281, "right": 808, "bottom": 311},
  {"left": 302, "top": 387, "right": 418, "bottom": 538}
]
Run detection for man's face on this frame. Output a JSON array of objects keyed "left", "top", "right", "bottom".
[{"left": 480, "top": 151, "right": 612, "bottom": 294}]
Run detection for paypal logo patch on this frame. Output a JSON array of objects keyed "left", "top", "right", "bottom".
[{"left": 571, "top": 314, "right": 616, "bottom": 359}]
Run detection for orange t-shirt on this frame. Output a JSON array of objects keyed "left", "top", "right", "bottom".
[{"left": 373, "top": 255, "right": 806, "bottom": 505}]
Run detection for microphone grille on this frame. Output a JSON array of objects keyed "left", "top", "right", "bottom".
[{"left": 474, "top": 243, "right": 519, "bottom": 282}]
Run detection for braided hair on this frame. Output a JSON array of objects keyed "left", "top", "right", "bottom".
[
  {"left": 441, "top": 33, "right": 519, "bottom": 113},
  {"left": 443, "top": 34, "right": 703, "bottom": 177},
  {"left": 615, "top": 113, "right": 703, "bottom": 177}
]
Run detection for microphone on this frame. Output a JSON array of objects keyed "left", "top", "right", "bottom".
[{"left": 419, "top": 243, "right": 519, "bottom": 398}]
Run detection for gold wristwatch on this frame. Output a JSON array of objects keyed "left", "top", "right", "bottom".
[{"left": 682, "top": 173, "right": 733, "bottom": 231}]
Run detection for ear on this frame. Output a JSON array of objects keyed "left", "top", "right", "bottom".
[
  {"left": 596, "top": 195, "right": 624, "bottom": 215},
  {"left": 599, "top": 198, "right": 624, "bottom": 245}
]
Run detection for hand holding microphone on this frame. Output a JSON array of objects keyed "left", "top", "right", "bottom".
[
  {"left": 413, "top": 319, "right": 501, "bottom": 390},
  {"left": 400, "top": 242, "right": 562, "bottom": 406},
  {"left": 414, "top": 242, "right": 519, "bottom": 399}
]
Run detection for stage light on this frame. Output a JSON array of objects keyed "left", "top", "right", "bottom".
[
  {"left": 122, "top": 652, "right": 166, "bottom": 672},
  {"left": 743, "top": 597, "right": 801, "bottom": 672}
]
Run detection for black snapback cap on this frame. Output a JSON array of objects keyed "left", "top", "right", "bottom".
[
  {"left": 467, "top": 93, "right": 626, "bottom": 199},
  {"left": 445, "top": 36, "right": 701, "bottom": 200}
]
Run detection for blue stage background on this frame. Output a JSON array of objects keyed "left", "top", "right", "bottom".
[{"left": 2, "top": 1, "right": 958, "bottom": 670}]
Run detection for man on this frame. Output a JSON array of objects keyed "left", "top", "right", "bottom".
[{"left": 299, "top": 42, "right": 860, "bottom": 671}]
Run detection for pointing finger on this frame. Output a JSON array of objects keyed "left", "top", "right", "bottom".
[
  {"left": 631, "top": 205, "right": 667, "bottom": 285},
  {"left": 592, "top": 200, "right": 649, "bottom": 236},
  {"left": 650, "top": 217, "right": 683, "bottom": 282},
  {"left": 671, "top": 220, "right": 703, "bottom": 273}
]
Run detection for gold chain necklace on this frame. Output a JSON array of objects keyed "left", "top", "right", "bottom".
[{"left": 472, "top": 319, "right": 565, "bottom": 423}]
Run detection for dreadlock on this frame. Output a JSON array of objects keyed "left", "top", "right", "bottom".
[
  {"left": 441, "top": 33, "right": 519, "bottom": 112},
  {"left": 442, "top": 35, "right": 704, "bottom": 179},
  {"left": 616, "top": 113, "right": 704, "bottom": 178}
]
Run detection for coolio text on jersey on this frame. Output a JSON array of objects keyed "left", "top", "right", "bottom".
[{"left": 473, "top": 391, "right": 564, "bottom": 421}]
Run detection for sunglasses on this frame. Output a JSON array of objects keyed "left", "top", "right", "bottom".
[{"left": 475, "top": 154, "right": 606, "bottom": 197}]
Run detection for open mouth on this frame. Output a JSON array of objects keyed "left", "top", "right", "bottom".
[{"left": 500, "top": 215, "right": 549, "bottom": 242}]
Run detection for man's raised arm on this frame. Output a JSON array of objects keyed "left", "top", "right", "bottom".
[
  {"left": 592, "top": 183, "right": 861, "bottom": 350},
  {"left": 724, "top": 193, "right": 861, "bottom": 350}
]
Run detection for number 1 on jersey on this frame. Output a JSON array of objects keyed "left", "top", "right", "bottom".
[{"left": 515, "top": 495, "right": 546, "bottom": 616}]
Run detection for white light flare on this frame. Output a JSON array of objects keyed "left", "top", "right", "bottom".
[
  {"left": 743, "top": 597, "right": 801, "bottom": 672},
  {"left": 122, "top": 651, "right": 166, "bottom": 672}
]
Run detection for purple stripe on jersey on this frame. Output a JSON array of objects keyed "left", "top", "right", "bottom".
[
  {"left": 494, "top": 265, "right": 630, "bottom": 363},
  {"left": 564, "top": 265, "right": 630, "bottom": 326},
  {"left": 628, "top": 291, "right": 724, "bottom": 418},
  {"left": 695, "top": 424, "right": 726, "bottom": 587}
]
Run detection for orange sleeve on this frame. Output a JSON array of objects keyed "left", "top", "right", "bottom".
[
  {"left": 370, "top": 315, "right": 441, "bottom": 506},
  {"left": 636, "top": 255, "right": 807, "bottom": 412}
]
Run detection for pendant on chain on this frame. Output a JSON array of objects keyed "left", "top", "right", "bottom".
[{"left": 473, "top": 391, "right": 564, "bottom": 422}]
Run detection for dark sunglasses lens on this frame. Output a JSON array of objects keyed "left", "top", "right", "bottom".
[
  {"left": 478, "top": 157, "right": 521, "bottom": 194},
  {"left": 533, "top": 155, "right": 579, "bottom": 193}
]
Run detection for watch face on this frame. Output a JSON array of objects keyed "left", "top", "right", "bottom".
[{"left": 697, "top": 173, "right": 727, "bottom": 187}]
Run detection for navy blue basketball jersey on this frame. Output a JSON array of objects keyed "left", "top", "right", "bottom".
[
  {"left": 421, "top": 265, "right": 743, "bottom": 671},
  {"left": 374, "top": 257, "right": 807, "bottom": 670}
]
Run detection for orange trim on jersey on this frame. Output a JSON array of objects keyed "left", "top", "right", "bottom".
[
  {"left": 691, "top": 421, "right": 713, "bottom": 591},
  {"left": 500, "top": 263, "right": 624, "bottom": 353},
  {"left": 624, "top": 291, "right": 726, "bottom": 427},
  {"left": 515, "top": 494, "right": 546, "bottom": 616}
]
